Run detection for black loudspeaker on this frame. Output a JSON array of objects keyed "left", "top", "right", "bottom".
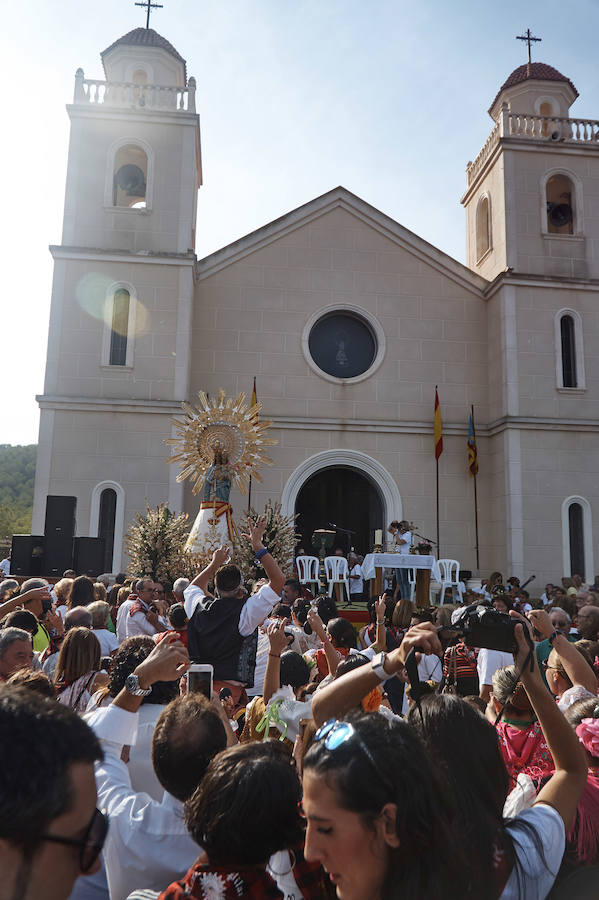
[
  {"left": 73, "top": 537, "right": 106, "bottom": 578},
  {"left": 44, "top": 496, "right": 77, "bottom": 577},
  {"left": 11, "top": 535, "right": 45, "bottom": 576}
]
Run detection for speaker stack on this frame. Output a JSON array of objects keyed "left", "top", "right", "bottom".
[
  {"left": 11, "top": 535, "right": 45, "bottom": 576},
  {"left": 44, "top": 496, "right": 77, "bottom": 577},
  {"left": 73, "top": 537, "right": 106, "bottom": 577}
]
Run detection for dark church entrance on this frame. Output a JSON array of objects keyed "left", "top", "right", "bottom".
[{"left": 295, "top": 467, "right": 384, "bottom": 557}]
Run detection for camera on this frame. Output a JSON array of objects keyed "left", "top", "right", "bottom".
[{"left": 442, "top": 601, "right": 523, "bottom": 654}]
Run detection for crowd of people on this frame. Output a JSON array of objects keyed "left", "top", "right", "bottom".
[{"left": 1, "top": 519, "right": 599, "bottom": 899}]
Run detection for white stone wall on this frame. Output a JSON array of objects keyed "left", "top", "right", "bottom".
[{"left": 62, "top": 114, "right": 198, "bottom": 254}]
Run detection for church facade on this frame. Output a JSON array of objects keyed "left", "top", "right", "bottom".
[{"left": 33, "top": 28, "right": 599, "bottom": 585}]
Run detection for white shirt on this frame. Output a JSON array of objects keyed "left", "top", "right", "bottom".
[
  {"left": 0, "top": 558, "right": 10, "bottom": 576},
  {"left": 349, "top": 564, "right": 363, "bottom": 594},
  {"left": 86, "top": 704, "right": 199, "bottom": 900},
  {"left": 183, "top": 582, "right": 279, "bottom": 637},
  {"left": 93, "top": 628, "right": 119, "bottom": 656},
  {"left": 128, "top": 704, "right": 169, "bottom": 802},
  {"left": 125, "top": 600, "right": 164, "bottom": 639},
  {"left": 116, "top": 598, "right": 135, "bottom": 643},
  {"left": 246, "top": 628, "right": 270, "bottom": 697},
  {"left": 394, "top": 530, "right": 413, "bottom": 550},
  {"left": 500, "top": 804, "right": 564, "bottom": 899},
  {"left": 477, "top": 648, "right": 513, "bottom": 687}
]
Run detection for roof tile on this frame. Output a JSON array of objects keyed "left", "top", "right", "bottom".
[{"left": 489, "top": 62, "right": 578, "bottom": 115}]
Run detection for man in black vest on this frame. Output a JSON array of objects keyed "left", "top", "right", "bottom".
[{"left": 183, "top": 516, "right": 285, "bottom": 707}]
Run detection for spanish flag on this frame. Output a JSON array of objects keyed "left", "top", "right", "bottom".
[
  {"left": 467, "top": 407, "right": 478, "bottom": 477},
  {"left": 434, "top": 387, "right": 443, "bottom": 460}
]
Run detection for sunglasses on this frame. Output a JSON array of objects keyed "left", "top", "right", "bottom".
[
  {"left": 40, "top": 807, "right": 108, "bottom": 873},
  {"left": 314, "top": 720, "right": 392, "bottom": 792}
]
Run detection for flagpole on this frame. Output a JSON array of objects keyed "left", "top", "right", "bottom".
[
  {"left": 471, "top": 404, "right": 480, "bottom": 570},
  {"left": 436, "top": 457, "right": 440, "bottom": 557},
  {"left": 434, "top": 386, "right": 443, "bottom": 558},
  {"left": 247, "top": 377, "right": 257, "bottom": 515}
]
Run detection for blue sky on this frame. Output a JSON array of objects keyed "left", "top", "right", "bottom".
[{"left": 3, "top": 0, "right": 598, "bottom": 445}]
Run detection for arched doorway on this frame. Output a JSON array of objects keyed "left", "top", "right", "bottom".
[{"left": 295, "top": 467, "right": 384, "bottom": 556}]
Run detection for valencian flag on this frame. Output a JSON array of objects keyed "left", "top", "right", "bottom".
[
  {"left": 434, "top": 388, "right": 443, "bottom": 460},
  {"left": 468, "top": 408, "right": 478, "bottom": 477}
]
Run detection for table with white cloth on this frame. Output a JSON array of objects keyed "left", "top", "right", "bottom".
[{"left": 362, "top": 553, "right": 437, "bottom": 607}]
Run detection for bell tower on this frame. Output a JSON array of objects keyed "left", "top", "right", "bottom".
[
  {"left": 461, "top": 59, "right": 598, "bottom": 281},
  {"left": 32, "top": 27, "right": 202, "bottom": 555}
]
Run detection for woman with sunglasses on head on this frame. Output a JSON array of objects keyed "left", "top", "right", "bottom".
[
  {"left": 310, "top": 619, "right": 588, "bottom": 898},
  {"left": 302, "top": 710, "right": 468, "bottom": 899}
]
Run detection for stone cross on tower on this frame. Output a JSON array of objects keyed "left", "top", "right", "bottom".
[
  {"left": 135, "top": 0, "right": 164, "bottom": 29},
  {"left": 516, "top": 28, "right": 542, "bottom": 66}
]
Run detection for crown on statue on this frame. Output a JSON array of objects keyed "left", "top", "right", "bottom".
[{"left": 165, "top": 389, "right": 277, "bottom": 495}]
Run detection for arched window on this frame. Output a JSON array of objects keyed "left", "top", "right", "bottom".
[
  {"left": 546, "top": 173, "right": 574, "bottom": 235},
  {"left": 109, "top": 288, "right": 130, "bottom": 366},
  {"left": 102, "top": 282, "right": 137, "bottom": 368},
  {"left": 562, "top": 496, "right": 593, "bottom": 581},
  {"left": 99, "top": 488, "right": 117, "bottom": 573},
  {"left": 90, "top": 481, "right": 126, "bottom": 573},
  {"left": 560, "top": 315, "right": 576, "bottom": 387},
  {"left": 554, "top": 309, "right": 585, "bottom": 391},
  {"left": 112, "top": 144, "right": 148, "bottom": 208},
  {"left": 475, "top": 195, "right": 491, "bottom": 261}
]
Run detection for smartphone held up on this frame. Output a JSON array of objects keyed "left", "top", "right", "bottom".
[{"left": 187, "top": 664, "right": 213, "bottom": 700}]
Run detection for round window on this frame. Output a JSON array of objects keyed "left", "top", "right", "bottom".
[{"left": 308, "top": 312, "right": 377, "bottom": 379}]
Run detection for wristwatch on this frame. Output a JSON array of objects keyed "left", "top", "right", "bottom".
[
  {"left": 371, "top": 651, "right": 388, "bottom": 682},
  {"left": 548, "top": 629, "right": 563, "bottom": 645},
  {"left": 254, "top": 547, "right": 269, "bottom": 565},
  {"left": 124, "top": 673, "right": 152, "bottom": 697}
]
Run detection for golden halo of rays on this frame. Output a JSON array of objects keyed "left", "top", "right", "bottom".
[{"left": 165, "top": 389, "right": 277, "bottom": 495}]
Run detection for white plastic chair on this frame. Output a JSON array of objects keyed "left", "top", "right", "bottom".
[
  {"left": 324, "top": 556, "right": 351, "bottom": 603},
  {"left": 296, "top": 555, "right": 320, "bottom": 594},
  {"left": 435, "top": 559, "right": 463, "bottom": 605}
]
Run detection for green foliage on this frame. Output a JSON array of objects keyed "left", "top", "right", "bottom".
[
  {"left": 0, "top": 445, "right": 36, "bottom": 541},
  {"left": 124, "top": 503, "right": 202, "bottom": 585}
]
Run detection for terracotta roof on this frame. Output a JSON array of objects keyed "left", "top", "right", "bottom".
[
  {"left": 489, "top": 62, "right": 578, "bottom": 115},
  {"left": 101, "top": 28, "right": 187, "bottom": 82}
]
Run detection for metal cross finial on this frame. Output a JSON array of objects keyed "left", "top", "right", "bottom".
[
  {"left": 516, "top": 28, "right": 542, "bottom": 65},
  {"left": 135, "top": 0, "right": 164, "bottom": 29}
]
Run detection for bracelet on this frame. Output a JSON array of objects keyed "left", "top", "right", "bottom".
[
  {"left": 268, "top": 652, "right": 281, "bottom": 658},
  {"left": 548, "top": 629, "right": 563, "bottom": 644},
  {"left": 376, "top": 620, "right": 385, "bottom": 626},
  {"left": 255, "top": 548, "right": 269, "bottom": 562}
]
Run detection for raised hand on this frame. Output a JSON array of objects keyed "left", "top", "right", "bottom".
[
  {"left": 267, "top": 620, "right": 290, "bottom": 656},
  {"left": 241, "top": 515, "right": 267, "bottom": 551},
  {"left": 212, "top": 545, "right": 231, "bottom": 567},
  {"left": 136, "top": 633, "right": 189, "bottom": 688},
  {"left": 375, "top": 595, "right": 387, "bottom": 624},
  {"left": 526, "top": 608, "right": 553, "bottom": 640},
  {"left": 307, "top": 608, "right": 327, "bottom": 642}
]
